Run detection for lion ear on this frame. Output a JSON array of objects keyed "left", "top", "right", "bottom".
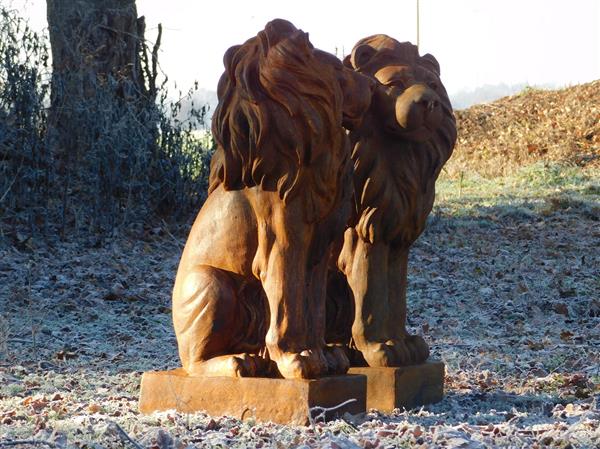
[
  {"left": 421, "top": 53, "right": 440, "bottom": 76},
  {"left": 223, "top": 44, "right": 242, "bottom": 82},
  {"left": 351, "top": 44, "right": 376, "bottom": 69},
  {"left": 342, "top": 54, "right": 353, "bottom": 68},
  {"left": 304, "top": 32, "right": 313, "bottom": 49}
]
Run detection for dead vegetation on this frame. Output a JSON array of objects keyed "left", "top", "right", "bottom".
[
  {"left": 0, "top": 85, "right": 598, "bottom": 447},
  {"left": 446, "top": 81, "right": 600, "bottom": 179},
  {"left": 1, "top": 162, "right": 598, "bottom": 447}
]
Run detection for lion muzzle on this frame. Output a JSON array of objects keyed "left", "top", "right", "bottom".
[{"left": 394, "top": 84, "right": 443, "bottom": 140}]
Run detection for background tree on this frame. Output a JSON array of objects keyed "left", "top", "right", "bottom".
[
  {"left": 47, "top": 0, "right": 149, "bottom": 232},
  {"left": 0, "top": 3, "right": 210, "bottom": 240},
  {"left": 46, "top": 0, "right": 156, "bottom": 160}
]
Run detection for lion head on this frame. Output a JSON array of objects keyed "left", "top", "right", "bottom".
[
  {"left": 343, "top": 35, "right": 457, "bottom": 245},
  {"left": 209, "top": 19, "right": 372, "bottom": 223}
]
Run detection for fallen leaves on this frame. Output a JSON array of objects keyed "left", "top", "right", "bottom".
[
  {"left": 559, "top": 330, "right": 574, "bottom": 341},
  {"left": 55, "top": 350, "right": 77, "bottom": 361},
  {"left": 447, "top": 81, "right": 600, "bottom": 179},
  {"left": 553, "top": 303, "right": 569, "bottom": 316},
  {"left": 87, "top": 403, "right": 103, "bottom": 414},
  {"left": 21, "top": 395, "right": 48, "bottom": 413},
  {"left": 0, "top": 162, "right": 598, "bottom": 448}
]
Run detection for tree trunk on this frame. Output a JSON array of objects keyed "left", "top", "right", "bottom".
[
  {"left": 46, "top": 0, "right": 147, "bottom": 160},
  {"left": 45, "top": 0, "right": 164, "bottom": 233}
]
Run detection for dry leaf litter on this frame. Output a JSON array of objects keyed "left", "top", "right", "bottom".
[
  {"left": 0, "top": 82, "right": 599, "bottom": 448},
  {"left": 447, "top": 80, "right": 600, "bottom": 179}
]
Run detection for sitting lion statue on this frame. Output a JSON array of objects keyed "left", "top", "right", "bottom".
[
  {"left": 172, "top": 19, "right": 373, "bottom": 379},
  {"left": 326, "top": 35, "right": 457, "bottom": 367}
]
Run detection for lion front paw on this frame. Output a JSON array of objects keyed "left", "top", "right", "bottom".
[
  {"left": 353, "top": 335, "right": 430, "bottom": 367},
  {"left": 355, "top": 341, "right": 397, "bottom": 367},
  {"left": 323, "top": 345, "right": 350, "bottom": 375},
  {"left": 271, "top": 349, "right": 328, "bottom": 379},
  {"left": 388, "top": 335, "right": 430, "bottom": 365}
]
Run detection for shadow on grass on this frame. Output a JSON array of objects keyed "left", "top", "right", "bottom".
[
  {"left": 428, "top": 187, "right": 599, "bottom": 232},
  {"left": 377, "top": 389, "right": 576, "bottom": 427}
]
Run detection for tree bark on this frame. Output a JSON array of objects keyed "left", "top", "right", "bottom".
[{"left": 46, "top": 0, "right": 147, "bottom": 160}]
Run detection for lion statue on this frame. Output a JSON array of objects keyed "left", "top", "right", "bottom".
[
  {"left": 172, "top": 19, "right": 373, "bottom": 379},
  {"left": 326, "top": 35, "right": 457, "bottom": 367}
]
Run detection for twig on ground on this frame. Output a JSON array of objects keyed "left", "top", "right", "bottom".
[
  {"left": 7, "top": 338, "right": 30, "bottom": 344},
  {"left": 0, "top": 441, "right": 58, "bottom": 448},
  {"left": 108, "top": 421, "right": 144, "bottom": 449},
  {"left": 309, "top": 398, "right": 357, "bottom": 425},
  {"left": 161, "top": 219, "right": 184, "bottom": 249}
]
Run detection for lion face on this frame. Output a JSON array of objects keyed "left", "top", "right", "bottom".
[
  {"left": 342, "top": 35, "right": 457, "bottom": 246},
  {"left": 345, "top": 35, "right": 453, "bottom": 143},
  {"left": 373, "top": 65, "right": 444, "bottom": 141}
]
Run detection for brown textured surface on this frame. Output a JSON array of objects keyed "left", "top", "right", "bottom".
[
  {"left": 326, "top": 36, "right": 457, "bottom": 368},
  {"left": 349, "top": 361, "right": 444, "bottom": 412},
  {"left": 139, "top": 369, "right": 367, "bottom": 425},
  {"left": 449, "top": 80, "right": 600, "bottom": 178},
  {"left": 171, "top": 19, "right": 373, "bottom": 380}
]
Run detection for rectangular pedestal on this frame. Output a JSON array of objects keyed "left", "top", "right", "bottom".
[
  {"left": 349, "top": 361, "right": 444, "bottom": 412},
  {"left": 139, "top": 368, "right": 367, "bottom": 425}
]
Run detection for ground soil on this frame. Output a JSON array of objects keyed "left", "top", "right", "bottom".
[{"left": 0, "top": 83, "right": 599, "bottom": 448}]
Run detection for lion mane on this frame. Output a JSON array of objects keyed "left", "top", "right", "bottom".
[
  {"left": 209, "top": 19, "right": 349, "bottom": 223},
  {"left": 345, "top": 36, "right": 457, "bottom": 245}
]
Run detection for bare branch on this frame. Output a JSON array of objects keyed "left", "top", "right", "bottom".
[
  {"left": 149, "top": 23, "right": 162, "bottom": 97},
  {"left": 309, "top": 398, "right": 357, "bottom": 425},
  {"left": 0, "top": 440, "right": 59, "bottom": 448},
  {"left": 107, "top": 421, "right": 144, "bottom": 449}
]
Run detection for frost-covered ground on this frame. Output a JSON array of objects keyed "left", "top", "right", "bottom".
[{"left": 0, "top": 164, "right": 599, "bottom": 448}]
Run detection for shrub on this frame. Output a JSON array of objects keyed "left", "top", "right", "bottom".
[
  {"left": 0, "top": 7, "right": 50, "bottom": 230},
  {"left": 0, "top": 6, "right": 213, "bottom": 239}
]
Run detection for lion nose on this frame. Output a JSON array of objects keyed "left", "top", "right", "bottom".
[
  {"left": 395, "top": 84, "right": 442, "bottom": 129},
  {"left": 420, "top": 98, "right": 439, "bottom": 113}
]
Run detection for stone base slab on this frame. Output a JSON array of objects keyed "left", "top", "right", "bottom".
[
  {"left": 139, "top": 368, "right": 367, "bottom": 425},
  {"left": 349, "top": 360, "right": 444, "bottom": 412}
]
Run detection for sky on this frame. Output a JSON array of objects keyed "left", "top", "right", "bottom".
[{"left": 13, "top": 0, "right": 600, "bottom": 97}]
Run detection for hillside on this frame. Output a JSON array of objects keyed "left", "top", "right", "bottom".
[
  {"left": 450, "top": 82, "right": 531, "bottom": 110},
  {"left": 445, "top": 80, "right": 600, "bottom": 178},
  {"left": 176, "top": 81, "right": 600, "bottom": 178}
]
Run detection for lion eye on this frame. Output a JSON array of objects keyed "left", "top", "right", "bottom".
[{"left": 386, "top": 79, "right": 406, "bottom": 89}]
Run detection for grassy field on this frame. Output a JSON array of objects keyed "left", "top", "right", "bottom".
[{"left": 0, "top": 161, "right": 598, "bottom": 448}]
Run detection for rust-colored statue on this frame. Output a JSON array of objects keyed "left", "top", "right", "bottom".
[
  {"left": 326, "top": 36, "right": 457, "bottom": 367},
  {"left": 172, "top": 20, "right": 373, "bottom": 379}
]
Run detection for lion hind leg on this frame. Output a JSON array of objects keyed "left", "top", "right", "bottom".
[
  {"left": 185, "top": 353, "right": 273, "bottom": 378},
  {"left": 173, "top": 265, "right": 264, "bottom": 375}
]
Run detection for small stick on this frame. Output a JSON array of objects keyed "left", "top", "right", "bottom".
[
  {"left": 161, "top": 219, "right": 184, "bottom": 248},
  {"left": 0, "top": 441, "right": 58, "bottom": 448},
  {"left": 109, "top": 421, "right": 144, "bottom": 449},
  {"left": 309, "top": 398, "right": 357, "bottom": 425}
]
